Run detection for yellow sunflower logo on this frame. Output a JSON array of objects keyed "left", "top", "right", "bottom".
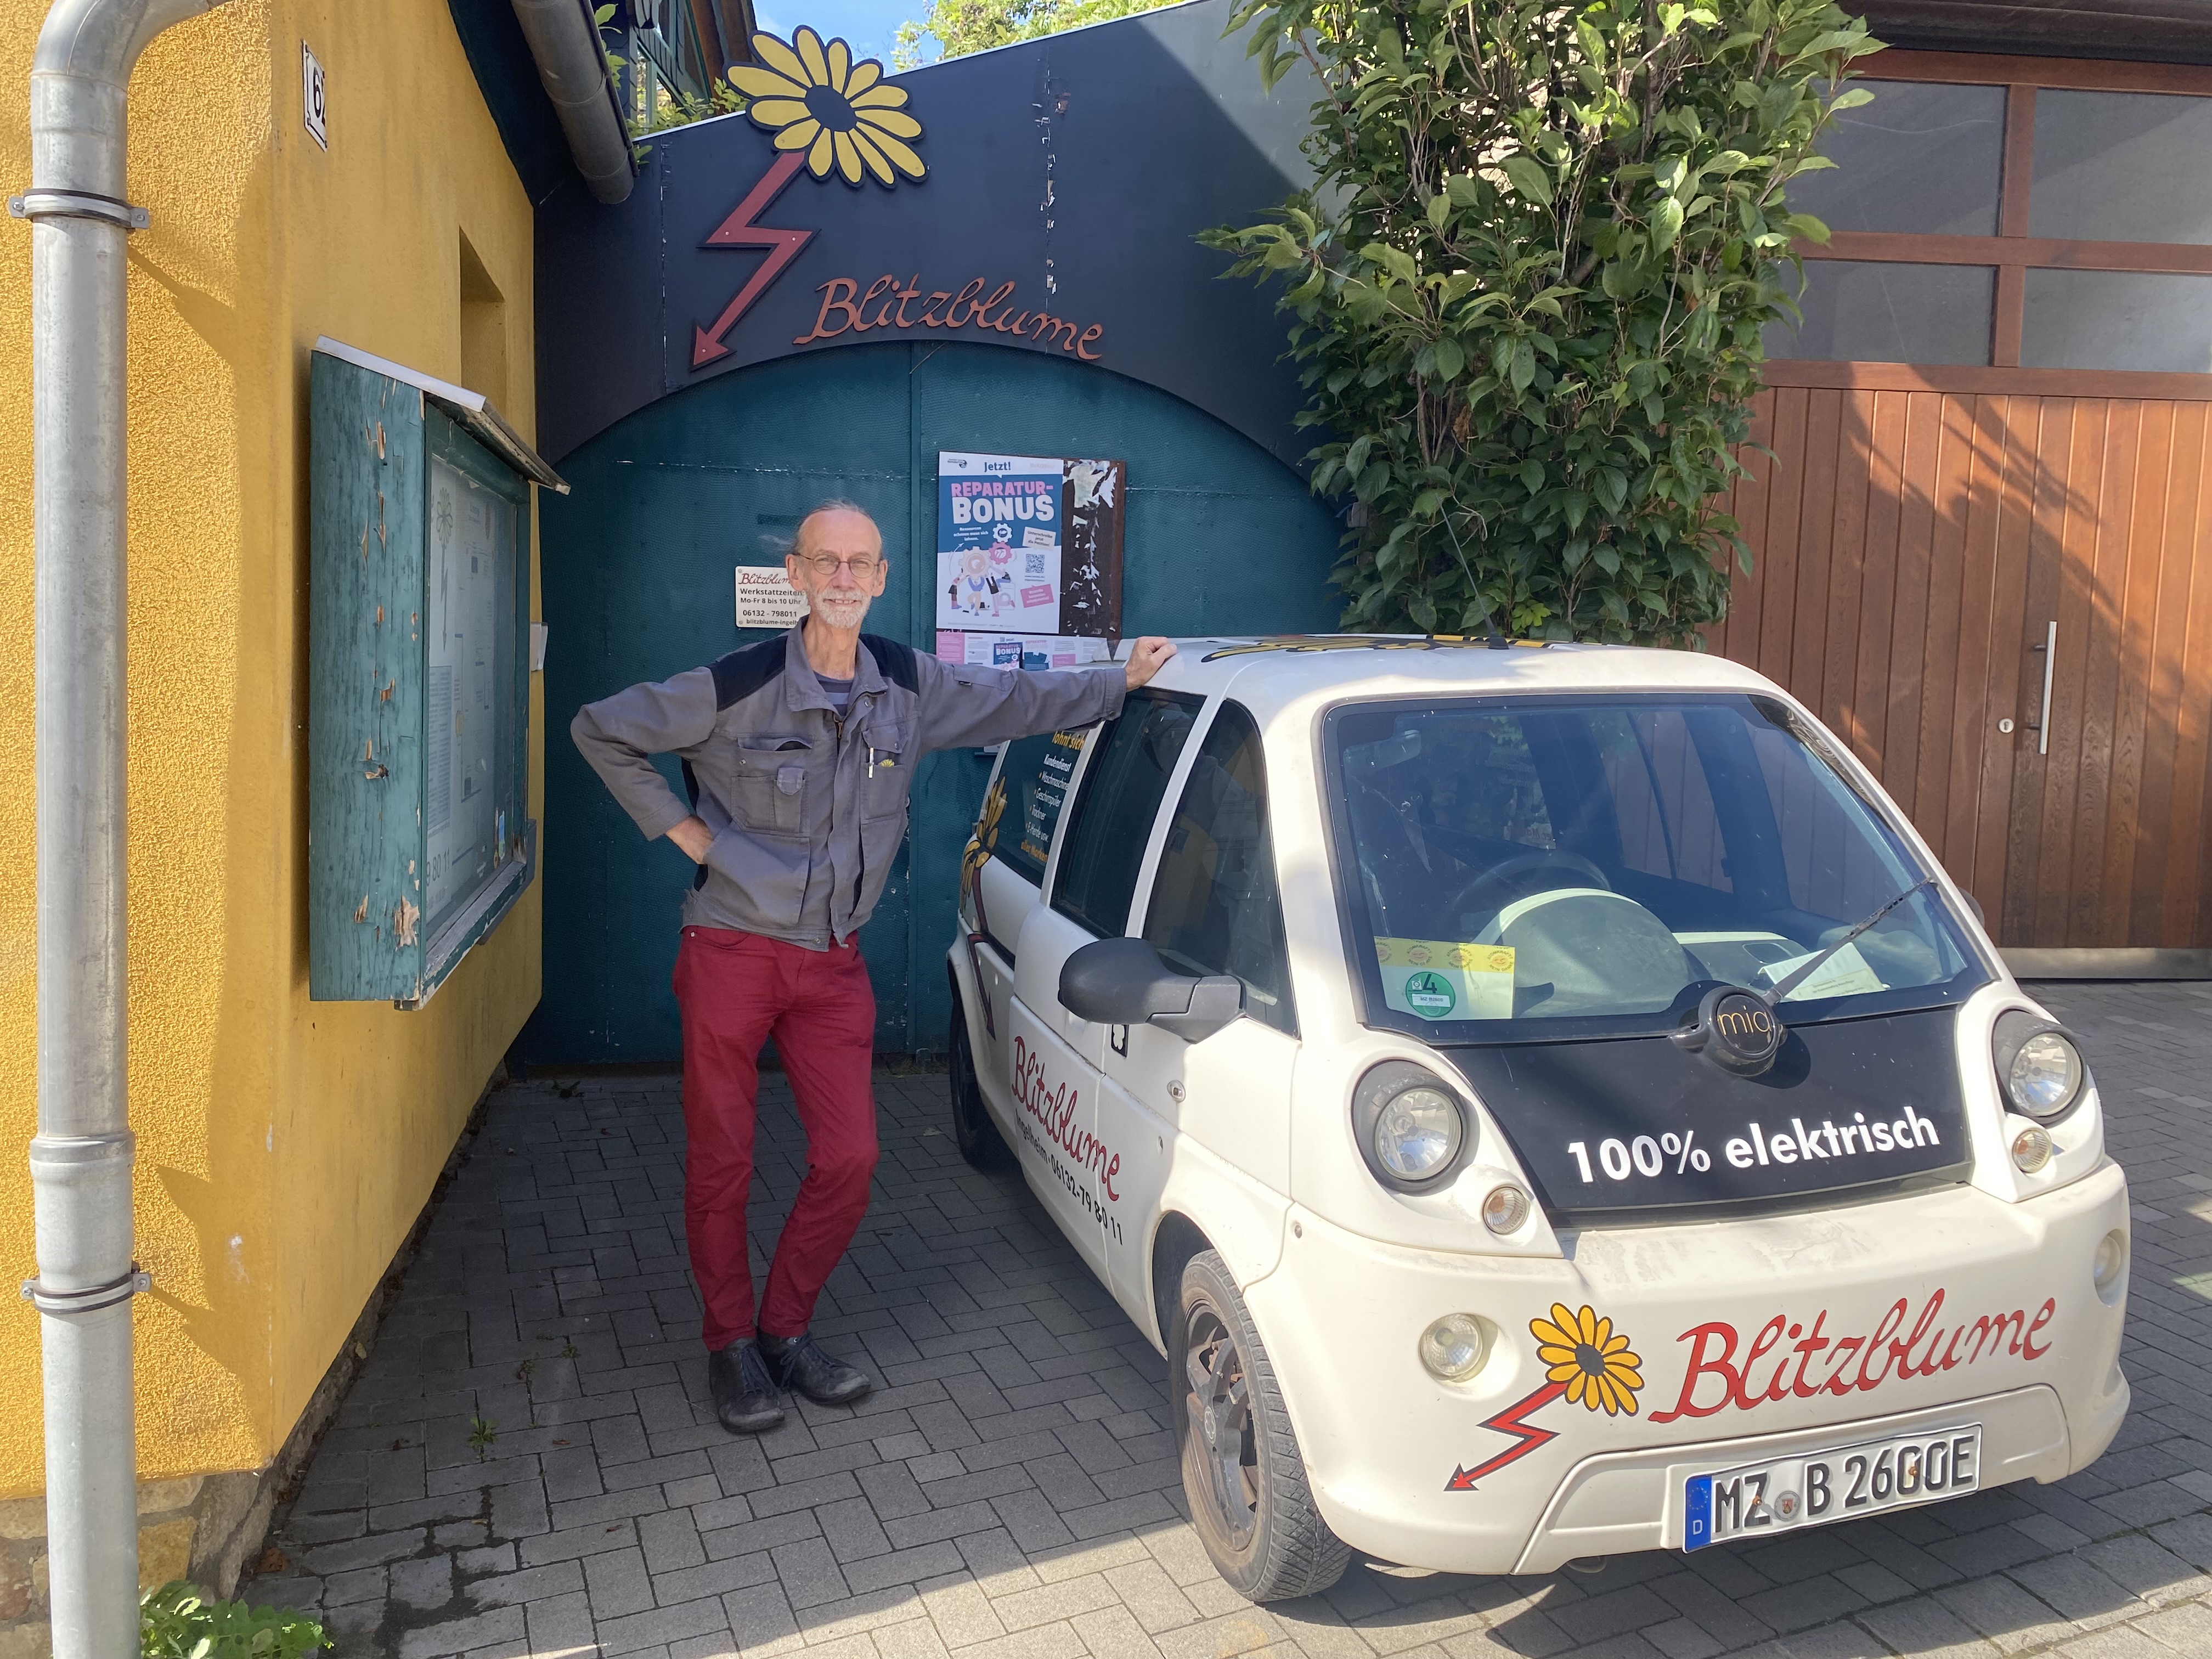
[
  {"left": 1446, "top": 1302, "right": 1644, "bottom": 1488},
  {"left": 961, "top": 777, "right": 1006, "bottom": 911},
  {"left": 730, "top": 27, "right": 926, "bottom": 188},
  {"left": 1532, "top": 1303, "right": 1644, "bottom": 1417}
]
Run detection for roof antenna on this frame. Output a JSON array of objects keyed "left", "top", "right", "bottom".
[{"left": 1438, "top": 509, "right": 1513, "bottom": 650}]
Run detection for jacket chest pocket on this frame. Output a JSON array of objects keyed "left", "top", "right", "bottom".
[
  {"left": 730, "top": 737, "right": 811, "bottom": 838},
  {"left": 857, "top": 712, "right": 916, "bottom": 822}
]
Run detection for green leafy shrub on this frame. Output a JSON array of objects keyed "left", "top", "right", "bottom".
[
  {"left": 893, "top": 0, "right": 1180, "bottom": 70},
  {"left": 1203, "top": 0, "right": 1879, "bottom": 643},
  {"left": 140, "top": 1581, "right": 331, "bottom": 1659}
]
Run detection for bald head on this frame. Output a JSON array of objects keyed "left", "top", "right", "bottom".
[
  {"left": 787, "top": 499, "right": 888, "bottom": 635},
  {"left": 795, "top": 500, "right": 878, "bottom": 560}
]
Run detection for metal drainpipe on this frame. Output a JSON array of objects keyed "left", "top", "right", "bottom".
[
  {"left": 11, "top": 2, "right": 226, "bottom": 1655},
  {"left": 509, "top": 0, "right": 636, "bottom": 204}
]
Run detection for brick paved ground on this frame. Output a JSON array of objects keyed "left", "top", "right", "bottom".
[{"left": 247, "top": 981, "right": 2212, "bottom": 1659}]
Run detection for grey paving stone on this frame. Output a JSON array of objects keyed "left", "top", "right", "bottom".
[
  {"left": 320, "top": 1564, "right": 392, "bottom": 1609},
  {"left": 389, "top": 1552, "right": 456, "bottom": 1611},
  {"left": 592, "top": 1594, "right": 734, "bottom": 1657},
  {"left": 394, "top": 1605, "right": 527, "bottom": 1659},
  {"left": 301, "top": 1528, "right": 427, "bottom": 1576},
  {"left": 1935, "top": 1570, "right": 2081, "bottom": 1655}
]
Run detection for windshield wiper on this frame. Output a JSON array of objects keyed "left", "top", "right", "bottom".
[{"left": 1765, "top": 876, "right": 1935, "bottom": 1007}]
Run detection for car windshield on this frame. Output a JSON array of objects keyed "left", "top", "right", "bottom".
[{"left": 1324, "top": 693, "right": 1989, "bottom": 1040}]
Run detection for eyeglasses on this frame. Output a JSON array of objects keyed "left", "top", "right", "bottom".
[{"left": 792, "top": 552, "right": 883, "bottom": 578}]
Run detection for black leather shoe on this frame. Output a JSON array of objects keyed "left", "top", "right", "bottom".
[
  {"left": 759, "top": 1332, "right": 873, "bottom": 1406},
  {"left": 707, "top": 1340, "right": 785, "bottom": 1434}
]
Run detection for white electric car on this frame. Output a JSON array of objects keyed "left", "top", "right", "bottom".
[{"left": 944, "top": 635, "right": 2129, "bottom": 1602}]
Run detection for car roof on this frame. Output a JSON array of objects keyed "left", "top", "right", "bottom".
[{"left": 1121, "top": 634, "right": 1789, "bottom": 725}]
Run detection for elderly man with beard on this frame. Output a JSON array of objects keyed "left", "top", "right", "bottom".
[{"left": 573, "top": 500, "right": 1176, "bottom": 1434}]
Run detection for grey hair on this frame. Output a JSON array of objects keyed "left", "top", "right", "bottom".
[{"left": 791, "top": 498, "right": 875, "bottom": 556}]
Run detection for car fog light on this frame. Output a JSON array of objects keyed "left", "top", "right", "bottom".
[
  {"left": 2012, "top": 1125, "right": 2054, "bottom": 1173},
  {"left": 1481, "top": 1183, "right": 1531, "bottom": 1235},
  {"left": 2094, "top": 1229, "right": 2128, "bottom": 1302},
  {"left": 1419, "top": 1313, "right": 1491, "bottom": 1382}
]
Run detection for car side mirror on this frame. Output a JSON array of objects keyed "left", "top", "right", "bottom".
[{"left": 1058, "top": 936, "right": 1243, "bottom": 1043}]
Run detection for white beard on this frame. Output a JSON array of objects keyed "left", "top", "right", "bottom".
[{"left": 812, "top": 590, "right": 873, "bottom": 629}]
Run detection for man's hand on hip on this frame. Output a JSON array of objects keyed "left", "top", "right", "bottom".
[
  {"left": 666, "top": 815, "right": 715, "bottom": 864},
  {"left": 1124, "top": 636, "right": 1177, "bottom": 689}
]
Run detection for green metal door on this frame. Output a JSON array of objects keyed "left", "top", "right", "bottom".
[{"left": 529, "top": 340, "right": 1341, "bottom": 1061}]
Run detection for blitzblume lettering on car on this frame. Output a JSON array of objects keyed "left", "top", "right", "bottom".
[
  {"left": 1011, "top": 1035, "right": 1124, "bottom": 1242},
  {"left": 1646, "top": 1289, "right": 2057, "bottom": 1423},
  {"left": 1447, "top": 1292, "right": 2058, "bottom": 1487}
]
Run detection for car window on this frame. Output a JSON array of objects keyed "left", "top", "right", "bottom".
[
  {"left": 1327, "top": 693, "right": 1987, "bottom": 1040},
  {"left": 1142, "top": 702, "right": 1296, "bottom": 1036},
  {"left": 1052, "top": 690, "right": 1203, "bottom": 937},
  {"left": 985, "top": 728, "right": 1089, "bottom": 886}
]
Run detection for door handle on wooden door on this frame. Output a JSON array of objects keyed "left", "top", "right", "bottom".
[{"left": 2024, "top": 620, "right": 2056, "bottom": 757}]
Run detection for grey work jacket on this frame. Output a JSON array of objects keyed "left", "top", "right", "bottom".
[{"left": 571, "top": 626, "right": 1128, "bottom": 947}]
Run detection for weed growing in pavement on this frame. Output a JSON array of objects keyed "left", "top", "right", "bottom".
[{"left": 141, "top": 1582, "right": 329, "bottom": 1659}]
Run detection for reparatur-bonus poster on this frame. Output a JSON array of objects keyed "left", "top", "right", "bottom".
[{"left": 936, "top": 452, "right": 1064, "bottom": 635}]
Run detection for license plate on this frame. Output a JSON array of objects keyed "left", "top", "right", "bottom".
[{"left": 1683, "top": 1424, "right": 1981, "bottom": 1550}]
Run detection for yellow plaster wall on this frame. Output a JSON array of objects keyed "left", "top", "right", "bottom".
[{"left": 0, "top": 0, "right": 545, "bottom": 1494}]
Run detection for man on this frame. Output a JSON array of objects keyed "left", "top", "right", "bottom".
[{"left": 572, "top": 501, "right": 1176, "bottom": 1434}]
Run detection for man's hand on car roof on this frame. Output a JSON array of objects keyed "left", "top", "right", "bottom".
[{"left": 1125, "top": 637, "right": 1177, "bottom": 689}]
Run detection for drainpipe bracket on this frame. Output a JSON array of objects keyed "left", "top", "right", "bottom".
[
  {"left": 21, "top": 1262, "right": 151, "bottom": 1314},
  {"left": 9, "top": 188, "right": 148, "bottom": 229}
]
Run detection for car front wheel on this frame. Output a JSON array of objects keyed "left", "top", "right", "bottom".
[{"left": 1175, "top": 1249, "right": 1348, "bottom": 1601}]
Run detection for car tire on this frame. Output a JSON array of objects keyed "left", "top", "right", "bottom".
[
  {"left": 1174, "top": 1249, "right": 1348, "bottom": 1602},
  {"left": 949, "top": 996, "right": 1014, "bottom": 1171}
]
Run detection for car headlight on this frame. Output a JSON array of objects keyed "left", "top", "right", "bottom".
[
  {"left": 1353, "top": 1062, "right": 1470, "bottom": 1192},
  {"left": 1992, "top": 1011, "right": 2089, "bottom": 1121}
]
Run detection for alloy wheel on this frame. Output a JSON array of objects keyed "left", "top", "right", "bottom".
[{"left": 1183, "top": 1302, "right": 1259, "bottom": 1552}]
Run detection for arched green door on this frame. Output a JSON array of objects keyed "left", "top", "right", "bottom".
[{"left": 529, "top": 340, "right": 1341, "bottom": 1061}]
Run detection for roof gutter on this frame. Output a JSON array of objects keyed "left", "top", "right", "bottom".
[
  {"left": 509, "top": 0, "right": 635, "bottom": 204},
  {"left": 12, "top": 3, "right": 227, "bottom": 1657}
]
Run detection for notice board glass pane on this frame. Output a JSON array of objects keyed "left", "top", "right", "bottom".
[
  {"left": 2022, "top": 269, "right": 2212, "bottom": 372},
  {"left": 2032, "top": 91, "right": 2212, "bottom": 245},
  {"left": 426, "top": 454, "right": 519, "bottom": 937},
  {"left": 1787, "top": 81, "right": 2004, "bottom": 236},
  {"left": 1765, "top": 261, "right": 1994, "bottom": 365}
]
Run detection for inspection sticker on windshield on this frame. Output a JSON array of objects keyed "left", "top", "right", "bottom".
[{"left": 1375, "top": 939, "right": 1514, "bottom": 1020}]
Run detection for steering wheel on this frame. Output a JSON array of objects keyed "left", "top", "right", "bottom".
[{"left": 1446, "top": 849, "right": 1612, "bottom": 929}]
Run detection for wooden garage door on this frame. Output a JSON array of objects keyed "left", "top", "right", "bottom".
[
  {"left": 1712, "top": 50, "right": 2212, "bottom": 957},
  {"left": 1709, "top": 386, "right": 2212, "bottom": 951}
]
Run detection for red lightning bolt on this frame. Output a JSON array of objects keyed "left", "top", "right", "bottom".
[
  {"left": 692, "top": 151, "right": 814, "bottom": 369},
  {"left": 1444, "top": 1378, "right": 1569, "bottom": 1490}
]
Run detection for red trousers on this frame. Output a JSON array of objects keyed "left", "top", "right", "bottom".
[{"left": 672, "top": 926, "right": 879, "bottom": 1351}]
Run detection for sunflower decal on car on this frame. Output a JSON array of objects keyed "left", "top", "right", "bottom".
[
  {"left": 960, "top": 777, "right": 1006, "bottom": 917},
  {"left": 730, "top": 27, "right": 926, "bottom": 188},
  {"left": 1445, "top": 1304, "right": 1644, "bottom": 1489},
  {"left": 1533, "top": 1303, "right": 1645, "bottom": 1416}
]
